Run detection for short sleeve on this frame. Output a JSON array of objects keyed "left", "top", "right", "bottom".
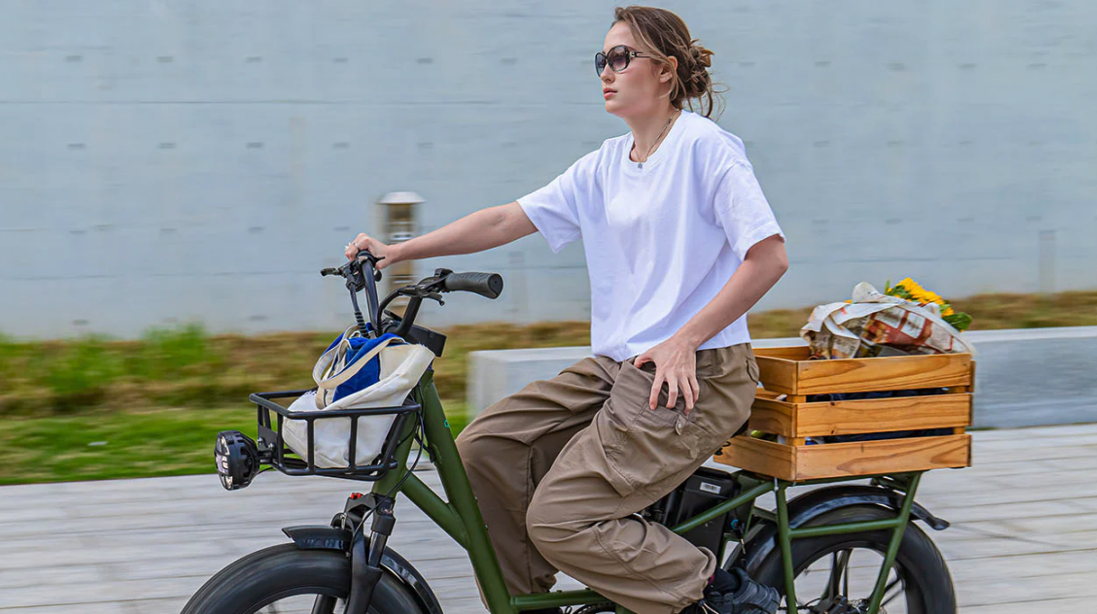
[
  {"left": 516, "top": 151, "right": 599, "bottom": 253},
  {"left": 713, "top": 162, "right": 785, "bottom": 261}
]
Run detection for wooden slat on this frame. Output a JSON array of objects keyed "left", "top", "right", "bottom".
[
  {"left": 753, "top": 346, "right": 811, "bottom": 360},
  {"left": 714, "top": 433, "right": 972, "bottom": 481},
  {"left": 796, "top": 353, "right": 973, "bottom": 395},
  {"left": 754, "top": 388, "right": 783, "bottom": 401},
  {"left": 748, "top": 397, "right": 796, "bottom": 436},
  {"left": 793, "top": 353, "right": 973, "bottom": 395},
  {"left": 750, "top": 393, "right": 972, "bottom": 437},
  {"left": 754, "top": 354, "right": 800, "bottom": 395},
  {"left": 793, "top": 434, "right": 972, "bottom": 480},
  {"left": 713, "top": 435, "right": 795, "bottom": 479},
  {"left": 755, "top": 351, "right": 974, "bottom": 396}
]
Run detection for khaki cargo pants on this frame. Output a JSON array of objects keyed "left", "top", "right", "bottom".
[{"left": 455, "top": 343, "right": 760, "bottom": 614}]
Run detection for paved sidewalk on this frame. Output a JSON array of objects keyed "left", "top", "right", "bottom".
[{"left": 1, "top": 423, "right": 1095, "bottom": 613}]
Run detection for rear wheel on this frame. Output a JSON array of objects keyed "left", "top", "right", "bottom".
[
  {"left": 181, "top": 544, "right": 425, "bottom": 614},
  {"left": 747, "top": 506, "right": 956, "bottom": 613}
]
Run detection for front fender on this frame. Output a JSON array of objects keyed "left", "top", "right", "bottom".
[
  {"left": 283, "top": 525, "right": 443, "bottom": 614},
  {"left": 728, "top": 485, "right": 949, "bottom": 575}
]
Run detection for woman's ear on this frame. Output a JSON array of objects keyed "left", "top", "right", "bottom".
[{"left": 659, "top": 55, "right": 678, "bottom": 83}]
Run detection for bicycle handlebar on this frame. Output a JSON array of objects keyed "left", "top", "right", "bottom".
[
  {"left": 440, "top": 272, "right": 504, "bottom": 299},
  {"left": 320, "top": 249, "right": 504, "bottom": 339}
]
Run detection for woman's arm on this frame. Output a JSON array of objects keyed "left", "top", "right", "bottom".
[
  {"left": 633, "top": 234, "right": 788, "bottom": 411},
  {"left": 677, "top": 234, "right": 788, "bottom": 349},
  {"left": 345, "top": 201, "right": 537, "bottom": 268}
]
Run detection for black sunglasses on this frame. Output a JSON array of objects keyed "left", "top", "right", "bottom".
[{"left": 594, "top": 45, "right": 651, "bottom": 76}]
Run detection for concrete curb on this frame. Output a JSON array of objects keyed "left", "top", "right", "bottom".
[{"left": 467, "top": 327, "right": 1097, "bottom": 428}]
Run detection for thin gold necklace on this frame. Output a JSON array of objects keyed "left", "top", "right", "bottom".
[{"left": 634, "top": 110, "right": 680, "bottom": 165}]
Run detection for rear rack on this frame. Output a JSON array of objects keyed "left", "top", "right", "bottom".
[{"left": 250, "top": 389, "right": 421, "bottom": 482}]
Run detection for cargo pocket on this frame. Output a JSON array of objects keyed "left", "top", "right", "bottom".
[{"left": 600, "top": 361, "right": 703, "bottom": 497}]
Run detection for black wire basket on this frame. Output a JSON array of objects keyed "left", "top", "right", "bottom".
[{"left": 249, "top": 389, "right": 422, "bottom": 481}]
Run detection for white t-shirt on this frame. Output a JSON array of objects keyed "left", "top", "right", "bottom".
[{"left": 517, "top": 110, "right": 784, "bottom": 362}]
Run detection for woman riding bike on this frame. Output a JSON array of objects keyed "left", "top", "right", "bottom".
[{"left": 344, "top": 7, "right": 788, "bottom": 614}]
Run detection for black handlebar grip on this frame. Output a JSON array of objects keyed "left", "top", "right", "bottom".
[{"left": 443, "top": 272, "right": 504, "bottom": 299}]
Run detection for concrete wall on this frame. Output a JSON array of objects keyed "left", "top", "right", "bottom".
[
  {"left": 2, "top": 1, "right": 1095, "bottom": 339},
  {"left": 467, "top": 327, "right": 1097, "bottom": 429}
]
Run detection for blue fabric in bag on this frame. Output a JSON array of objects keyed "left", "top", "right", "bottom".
[{"left": 324, "top": 330, "right": 402, "bottom": 404}]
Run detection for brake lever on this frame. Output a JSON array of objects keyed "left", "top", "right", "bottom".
[
  {"left": 320, "top": 261, "right": 364, "bottom": 280},
  {"left": 401, "top": 286, "right": 445, "bottom": 306},
  {"left": 416, "top": 268, "right": 453, "bottom": 294},
  {"left": 423, "top": 291, "right": 444, "bottom": 306}
]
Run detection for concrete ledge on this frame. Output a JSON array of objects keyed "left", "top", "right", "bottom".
[
  {"left": 466, "top": 327, "right": 1097, "bottom": 429},
  {"left": 467, "top": 347, "right": 594, "bottom": 418}
]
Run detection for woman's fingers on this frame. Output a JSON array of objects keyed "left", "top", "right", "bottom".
[
  {"left": 680, "top": 373, "right": 696, "bottom": 413},
  {"left": 640, "top": 349, "right": 700, "bottom": 413},
  {"left": 665, "top": 374, "right": 679, "bottom": 409},
  {"left": 646, "top": 369, "right": 700, "bottom": 412},
  {"left": 354, "top": 234, "right": 372, "bottom": 253},
  {"left": 344, "top": 233, "right": 373, "bottom": 260},
  {"left": 648, "top": 369, "right": 663, "bottom": 410}
]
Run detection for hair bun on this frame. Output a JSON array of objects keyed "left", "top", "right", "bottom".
[
  {"left": 689, "top": 42, "right": 713, "bottom": 69},
  {"left": 683, "top": 42, "right": 713, "bottom": 97}
]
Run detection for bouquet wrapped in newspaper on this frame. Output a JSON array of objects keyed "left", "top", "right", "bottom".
[{"left": 801, "top": 280, "right": 975, "bottom": 359}]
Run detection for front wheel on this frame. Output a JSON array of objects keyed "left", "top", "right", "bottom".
[
  {"left": 181, "top": 544, "right": 425, "bottom": 614},
  {"left": 747, "top": 506, "right": 956, "bottom": 614}
]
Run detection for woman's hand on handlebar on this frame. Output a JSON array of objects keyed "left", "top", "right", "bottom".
[{"left": 344, "top": 233, "right": 397, "bottom": 269}]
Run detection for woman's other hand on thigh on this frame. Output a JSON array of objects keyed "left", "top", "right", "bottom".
[{"left": 632, "top": 335, "right": 700, "bottom": 413}]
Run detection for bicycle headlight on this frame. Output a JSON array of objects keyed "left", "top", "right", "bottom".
[{"left": 215, "top": 430, "right": 260, "bottom": 491}]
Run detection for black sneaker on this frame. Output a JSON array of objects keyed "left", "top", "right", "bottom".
[{"left": 684, "top": 567, "right": 780, "bottom": 614}]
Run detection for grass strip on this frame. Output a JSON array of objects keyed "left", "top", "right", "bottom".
[{"left": 0, "top": 403, "right": 470, "bottom": 486}]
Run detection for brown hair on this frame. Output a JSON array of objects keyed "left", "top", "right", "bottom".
[{"left": 612, "top": 5, "right": 725, "bottom": 118}]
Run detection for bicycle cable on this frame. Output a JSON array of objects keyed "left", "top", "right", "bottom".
[{"left": 350, "top": 405, "right": 426, "bottom": 537}]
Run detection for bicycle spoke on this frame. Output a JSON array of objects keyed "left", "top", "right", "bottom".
[
  {"left": 880, "top": 575, "right": 904, "bottom": 607},
  {"left": 822, "top": 549, "right": 852, "bottom": 600},
  {"left": 842, "top": 551, "right": 850, "bottom": 599},
  {"left": 825, "top": 552, "right": 839, "bottom": 599}
]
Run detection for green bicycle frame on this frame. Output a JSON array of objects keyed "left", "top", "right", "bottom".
[{"left": 369, "top": 370, "right": 924, "bottom": 614}]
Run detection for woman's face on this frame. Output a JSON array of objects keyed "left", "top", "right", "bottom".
[{"left": 599, "top": 22, "right": 673, "bottom": 119}]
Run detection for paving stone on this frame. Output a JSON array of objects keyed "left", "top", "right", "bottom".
[{"left": 1, "top": 424, "right": 1095, "bottom": 613}]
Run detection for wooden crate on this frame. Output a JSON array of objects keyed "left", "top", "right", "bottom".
[{"left": 714, "top": 346, "right": 974, "bottom": 481}]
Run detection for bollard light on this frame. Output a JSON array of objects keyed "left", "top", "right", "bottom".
[{"left": 378, "top": 191, "right": 424, "bottom": 313}]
